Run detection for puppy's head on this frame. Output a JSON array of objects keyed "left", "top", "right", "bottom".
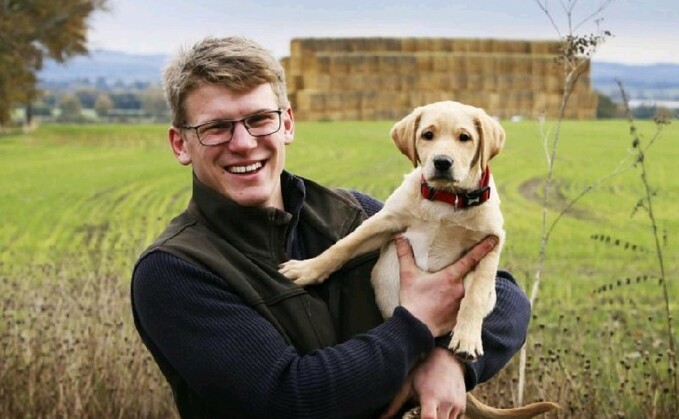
[{"left": 391, "top": 101, "right": 505, "bottom": 190}]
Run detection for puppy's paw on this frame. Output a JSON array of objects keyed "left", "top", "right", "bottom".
[
  {"left": 449, "top": 326, "right": 484, "bottom": 362},
  {"left": 278, "top": 259, "right": 330, "bottom": 286}
]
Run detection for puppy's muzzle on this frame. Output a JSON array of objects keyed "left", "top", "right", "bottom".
[{"left": 432, "top": 155, "right": 454, "bottom": 179}]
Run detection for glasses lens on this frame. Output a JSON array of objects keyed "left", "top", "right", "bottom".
[
  {"left": 197, "top": 120, "right": 234, "bottom": 145},
  {"left": 245, "top": 111, "right": 281, "bottom": 136}
]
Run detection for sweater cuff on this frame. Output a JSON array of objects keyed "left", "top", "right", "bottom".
[
  {"left": 433, "top": 335, "right": 476, "bottom": 390},
  {"left": 385, "top": 306, "right": 436, "bottom": 360}
]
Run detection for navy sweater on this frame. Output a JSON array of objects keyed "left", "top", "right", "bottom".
[{"left": 132, "top": 189, "right": 530, "bottom": 418}]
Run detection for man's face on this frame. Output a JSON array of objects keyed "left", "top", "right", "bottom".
[{"left": 169, "top": 83, "right": 294, "bottom": 209}]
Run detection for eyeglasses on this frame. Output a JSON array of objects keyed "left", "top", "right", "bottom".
[{"left": 180, "top": 109, "right": 283, "bottom": 146}]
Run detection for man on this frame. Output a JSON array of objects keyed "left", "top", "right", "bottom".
[{"left": 131, "top": 36, "right": 531, "bottom": 419}]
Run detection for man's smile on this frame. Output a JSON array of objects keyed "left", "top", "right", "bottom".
[{"left": 226, "top": 161, "right": 264, "bottom": 174}]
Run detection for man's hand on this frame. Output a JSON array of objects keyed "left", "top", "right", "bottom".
[
  {"left": 381, "top": 348, "right": 467, "bottom": 419},
  {"left": 396, "top": 235, "right": 498, "bottom": 337}
]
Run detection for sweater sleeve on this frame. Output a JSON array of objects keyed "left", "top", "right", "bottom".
[
  {"left": 350, "top": 190, "right": 531, "bottom": 390},
  {"left": 132, "top": 251, "right": 434, "bottom": 418}
]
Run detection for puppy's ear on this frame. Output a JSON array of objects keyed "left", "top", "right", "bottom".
[
  {"left": 474, "top": 109, "right": 506, "bottom": 170},
  {"left": 390, "top": 107, "right": 422, "bottom": 167}
]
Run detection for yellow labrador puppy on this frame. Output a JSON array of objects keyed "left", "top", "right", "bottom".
[
  {"left": 280, "top": 100, "right": 504, "bottom": 360},
  {"left": 280, "top": 101, "right": 557, "bottom": 417}
]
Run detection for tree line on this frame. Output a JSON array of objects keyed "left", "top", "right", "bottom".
[
  {"left": 0, "top": 0, "right": 109, "bottom": 125},
  {"left": 30, "top": 82, "right": 170, "bottom": 123}
]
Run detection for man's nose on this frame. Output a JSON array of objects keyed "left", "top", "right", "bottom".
[{"left": 228, "top": 122, "right": 257, "bottom": 150}]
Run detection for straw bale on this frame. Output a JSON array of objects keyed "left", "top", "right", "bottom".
[
  {"left": 494, "top": 56, "right": 512, "bottom": 75},
  {"left": 303, "top": 74, "right": 330, "bottom": 91},
  {"left": 531, "top": 58, "right": 549, "bottom": 77},
  {"left": 287, "top": 75, "right": 304, "bottom": 93},
  {"left": 400, "top": 74, "right": 418, "bottom": 91},
  {"left": 415, "top": 54, "right": 433, "bottom": 72},
  {"left": 342, "top": 108, "right": 362, "bottom": 121},
  {"left": 427, "top": 38, "right": 445, "bottom": 52},
  {"left": 514, "top": 74, "right": 533, "bottom": 91},
  {"left": 314, "top": 55, "right": 331, "bottom": 73},
  {"left": 530, "top": 76, "right": 546, "bottom": 92},
  {"left": 361, "top": 91, "right": 379, "bottom": 109},
  {"left": 453, "top": 39, "right": 471, "bottom": 53},
  {"left": 479, "top": 75, "right": 496, "bottom": 91},
  {"left": 415, "top": 38, "right": 433, "bottom": 52},
  {"left": 283, "top": 37, "right": 596, "bottom": 121},
  {"left": 385, "top": 38, "right": 403, "bottom": 52},
  {"left": 381, "top": 74, "right": 402, "bottom": 91},
  {"left": 448, "top": 74, "right": 467, "bottom": 91},
  {"left": 412, "top": 74, "right": 436, "bottom": 91},
  {"left": 295, "top": 91, "right": 326, "bottom": 111},
  {"left": 290, "top": 39, "right": 304, "bottom": 58},
  {"left": 530, "top": 40, "right": 560, "bottom": 56},
  {"left": 280, "top": 57, "right": 290, "bottom": 75},
  {"left": 342, "top": 92, "right": 362, "bottom": 109},
  {"left": 516, "top": 91, "right": 533, "bottom": 109},
  {"left": 498, "top": 40, "right": 530, "bottom": 54},
  {"left": 545, "top": 76, "right": 562, "bottom": 92},
  {"left": 378, "top": 55, "right": 407, "bottom": 74},
  {"left": 476, "top": 39, "right": 493, "bottom": 53},
  {"left": 496, "top": 75, "right": 513, "bottom": 91},
  {"left": 487, "top": 93, "right": 501, "bottom": 112},
  {"left": 514, "top": 56, "right": 532, "bottom": 74},
  {"left": 325, "top": 74, "right": 343, "bottom": 91},
  {"left": 532, "top": 92, "right": 547, "bottom": 111},
  {"left": 430, "top": 54, "right": 447, "bottom": 72},
  {"left": 466, "top": 74, "right": 483, "bottom": 91},
  {"left": 288, "top": 56, "right": 303, "bottom": 77},
  {"left": 328, "top": 56, "right": 350, "bottom": 74},
  {"left": 401, "top": 38, "right": 417, "bottom": 52}
]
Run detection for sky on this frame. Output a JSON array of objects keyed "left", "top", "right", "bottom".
[{"left": 88, "top": 0, "right": 679, "bottom": 65}]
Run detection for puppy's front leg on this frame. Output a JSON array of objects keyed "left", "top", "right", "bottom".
[
  {"left": 449, "top": 247, "right": 500, "bottom": 361},
  {"left": 279, "top": 211, "right": 405, "bottom": 285}
]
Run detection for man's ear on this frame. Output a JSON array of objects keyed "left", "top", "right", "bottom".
[
  {"left": 282, "top": 107, "right": 295, "bottom": 145},
  {"left": 169, "top": 127, "right": 192, "bottom": 165},
  {"left": 390, "top": 107, "right": 422, "bottom": 167},
  {"left": 474, "top": 110, "right": 505, "bottom": 170}
]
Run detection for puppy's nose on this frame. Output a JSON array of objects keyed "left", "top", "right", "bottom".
[{"left": 433, "top": 156, "right": 453, "bottom": 171}]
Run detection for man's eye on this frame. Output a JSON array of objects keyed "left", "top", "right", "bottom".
[
  {"left": 201, "top": 121, "right": 232, "bottom": 135},
  {"left": 247, "top": 114, "right": 273, "bottom": 127}
]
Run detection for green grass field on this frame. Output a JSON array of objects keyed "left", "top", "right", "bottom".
[{"left": 1, "top": 119, "right": 677, "bottom": 417}]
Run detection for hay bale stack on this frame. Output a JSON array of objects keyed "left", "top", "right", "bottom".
[{"left": 285, "top": 37, "right": 597, "bottom": 121}]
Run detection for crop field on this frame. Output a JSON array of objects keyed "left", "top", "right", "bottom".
[{"left": 1, "top": 119, "right": 677, "bottom": 417}]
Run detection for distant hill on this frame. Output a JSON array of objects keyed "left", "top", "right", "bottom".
[
  {"left": 591, "top": 61, "right": 679, "bottom": 101},
  {"left": 39, "top": 50, "right": 168, "bottom": 85},
  {"left": 38, "top": 50, "right": 679, "bottom": 101}
]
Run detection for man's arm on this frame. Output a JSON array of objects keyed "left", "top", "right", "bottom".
[{"left": 133, "top": 251, "right": 434, "bottom": 418}]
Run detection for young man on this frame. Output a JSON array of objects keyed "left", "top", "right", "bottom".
[{"left": 131, "top": 36, "right": 531, "bottom": 419}]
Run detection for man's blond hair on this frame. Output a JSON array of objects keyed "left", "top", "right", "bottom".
[{"left": 163, "top": 36, "right": 288, "bottom": 126}]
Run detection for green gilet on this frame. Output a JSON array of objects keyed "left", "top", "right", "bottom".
[{"left": 137, "top": 174, "right": 384, "bottom": 353}]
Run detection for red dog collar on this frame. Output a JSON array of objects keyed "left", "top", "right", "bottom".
[{"left": 421, "top": 166, "right": 491, "bottom": 208}]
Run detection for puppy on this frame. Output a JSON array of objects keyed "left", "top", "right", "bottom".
[
  {"left": 280, "top": 101, "right": 558, "bottom": 418},
  {"left": 280, "top": 100, "right": 504, "bottom": 360}
]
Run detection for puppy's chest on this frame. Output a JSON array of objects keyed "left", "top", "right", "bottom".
[{"left": 402, "top": 220, "right": 477, "bottom": 272}]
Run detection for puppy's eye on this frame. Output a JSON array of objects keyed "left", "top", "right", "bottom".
[
  {"left": 422, "top": 131, "right": 434, "bottom": 141},
  {"left": 459, "top": 133, "right": 471, "bottom": 142}
]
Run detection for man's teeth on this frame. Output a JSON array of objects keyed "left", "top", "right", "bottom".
[{"left": 228, "top": 162, "right": 263, "bottom": 174}]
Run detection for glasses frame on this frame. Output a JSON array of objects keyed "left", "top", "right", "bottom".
[{"left": 180, "top": 108, "right": 283, "bottom": 146}]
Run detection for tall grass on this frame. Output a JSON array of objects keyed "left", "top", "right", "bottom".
[{"left": 0, "top": 120, "right": 677, "bottom": 417}]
